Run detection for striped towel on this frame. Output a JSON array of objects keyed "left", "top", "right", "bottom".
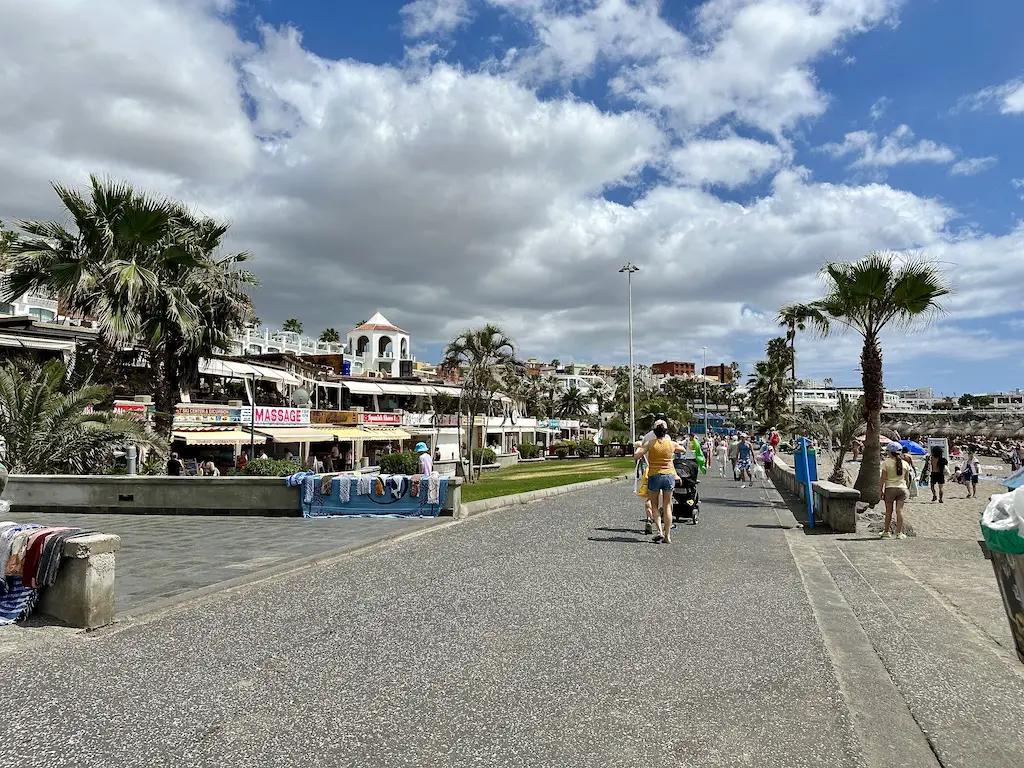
[{"left": 0, "top": 577, "right": 37, "bottom": 625}]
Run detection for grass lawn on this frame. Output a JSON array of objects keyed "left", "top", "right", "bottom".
[{"left": 460, "top": 457, "right": 635, "bottom": 503}]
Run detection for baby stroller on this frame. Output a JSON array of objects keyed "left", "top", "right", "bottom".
[{"left": 673, "top": 457, "right": 701, "bottom": 524}]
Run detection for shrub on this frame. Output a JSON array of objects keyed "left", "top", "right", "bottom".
[
  {"left": 471, "top": 448, "right": 497, "bottom": 465},
  {"left": 379, "top": 451, "right": 419, "bottom": 475},
  {"left": 553, "top": 440, "right": 576, "bottom": 459},
  {"left": 576, "top": 438, "right": 596, "bottom": 458},
  {"left": 244, "top": 458, "right": 300, "bottom": 477},
  {"left": 517, "top": 442, "right": 542, "bottom": 459}
]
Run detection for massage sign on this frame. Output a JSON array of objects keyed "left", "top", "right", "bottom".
[{"left": 238, "top": 407, "right": 311, "bottom": 427}]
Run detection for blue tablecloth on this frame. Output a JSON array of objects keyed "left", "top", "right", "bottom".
[{"left": 301, "top": 476, "right": 448, "bottom": 519}]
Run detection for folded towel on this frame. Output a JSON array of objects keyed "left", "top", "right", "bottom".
[
  {"left": 376, "top": 477, "right": 385, "bottom": 496},
  {"left": 410, "top": 474, "right": 423, "bottom": 497},
  {"left": 427, "top": 473, "right": 441, "bottom": 504},
  {"left": 357, "top": 475, "right": 374, "bottom": 496},
  {"left": 335, "top": 475, "right": 351, "bottom": 504}
]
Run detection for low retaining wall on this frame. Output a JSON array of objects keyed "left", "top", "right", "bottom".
[
  {"left": 4, "top": 475, "right": 301, "bottom": 517},
  {"left": 36, "top": 534, "right": 121, "bottom": 629},
  {"left": 768, "top": 457, "right": 859, "bottom": 533},
  {"left": 494, "top": 453, "right": 519, "bottom": 469}
]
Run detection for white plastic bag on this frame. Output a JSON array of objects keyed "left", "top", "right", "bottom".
[
  {"left": 982, "top": 487, "right": 1024, "bottom": 532},
  {"left": 0, "top": 499, "right": 9, "bottom": 516},
  {"left": 753, "top": 464, "right": 766, "bottom": 481}
]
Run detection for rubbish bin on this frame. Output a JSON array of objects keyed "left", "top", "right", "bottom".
[
  {"left": 794, "top": 438, "right": 818, "bottom": 485},
  {"left": 980, "top": 522, "right": 1024, "bottom": 664}
]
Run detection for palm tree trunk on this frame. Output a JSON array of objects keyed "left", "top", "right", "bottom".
[
  {"left": 829, "top": 448, "right": 848, "bottom": 485},
  {"left": 854, "top": 336, "right": 883, "bottom": 504},
  {"left": 791, "top": 333, "right": 796, "bottom": 417}
]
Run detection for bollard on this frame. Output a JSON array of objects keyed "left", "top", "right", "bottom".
[{"left": 127, "top": 444, "right": 138, "bottom": 476}]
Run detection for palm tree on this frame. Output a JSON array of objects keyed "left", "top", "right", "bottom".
[
  {"left": 747, "top": 339, "right": 791, "bottom": 429},
  {"left": 558, "top": 386, "right": 591, "bottom": 420},
  {"left": 793, "top": 393, "right": 865, "bottom": 485},
  {"left": 441, "top": 324, "right": 519, "bottom": 481},
  {"left": 782, "top": 252, "right": 950, "bottom": 503},
  {"left": 282, "top": 318, "right": 303, "bottom": 334},
  {"left": 4, "top": 178, "right": 257, "bottom": 436},
  {"left": 777, "top": 305, "right": 811, "bottom": 416},
  {"left": 319, "top": 328, "right": 340, "bottom": 343},
  {"left": 0, "top": 359, "right": 160, "bottom": 474},
  {"left": 538, "top": 374, "right": 560, "bottom": 419}
]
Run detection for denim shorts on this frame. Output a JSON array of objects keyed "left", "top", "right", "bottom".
[{"left": 647, "top": 473, "right": 675, "bottom": 492}]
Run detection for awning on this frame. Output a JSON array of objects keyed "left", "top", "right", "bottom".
[
  {"left": 256, "top": 427, "right": 336, "bottom": 443},
  {"left": 359, "top": 427, "right": 411, "bottom": 440},
  {"left": 173, "top": 428, "right": 266, "bottom": 446},
  {"left": 199, "top": 359, "right": 301, "bottom": 386},
  {"left": 343, "top": 381, "right": 384, "bottom": 395},
  {"left": 431, "top": 385, "right": 462, "bottom": 397},
  {"left": 0, "top": 334, "right": 77, "bottom": 353},
  {"left": 311, "top": 427, "right": 366, "bottom": 440}
]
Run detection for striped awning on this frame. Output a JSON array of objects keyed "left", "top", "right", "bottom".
[
  {"left": 255, "top": 427, "right": 336, "bottom": 443},
  {"left": 312, "top": 427, "right": 367, "bottom": 440},
  {"left": 172, "top": 428, "right": 266, "bottom": 446},
  {"left": 359, "top": 427, "right": 411, "bottom": 440}
]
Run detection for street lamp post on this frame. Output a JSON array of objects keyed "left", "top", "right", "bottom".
[
  {"left": 702, "top": 346, "right": 708, "bottom": 438},
  {"left": 619, "top": 263, "right": 639, "bottom": 443}
]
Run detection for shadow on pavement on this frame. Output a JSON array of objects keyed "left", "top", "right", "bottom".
[
  {"left": 701, "top": 498, "right": 766, "bottom": 509},
  {"left": 747, "top": 524, "right": 787, "bottom": 530},
  {"left": 594, "top": 526, "right": 645, "bottom": 535},
  {"left": 587, "top": 535, "right": 652, "bottom": 544}
]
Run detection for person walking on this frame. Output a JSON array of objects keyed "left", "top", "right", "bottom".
[
  {"left": 634, "top": 441, "right": 656, "bottom": 535},
  {"left": 716, "top": 437, "right": 728, "bottom": 478},
  {"left": 728, "top": 435, "right": 740, "bottom": 480},
  {"left": 964, "top": 449, "right": 980, "bottom": 499},
  {"left": 166, "top": 452, "right": 184, "bottom": 476},
  {"left": 879, "top": 442, "right": 908, "bottom": 539},
  {"left": 900, "top": 446, "right": 918, "bottom": 499},
  {"left": 736, "top": 434, "right": 755, "bottom": 487},
  {"left": 929, "top": 445, "right": 947, "bottom": 503},
  {"left": 633, "top": 420, "right": 683, "bottom": 544}
]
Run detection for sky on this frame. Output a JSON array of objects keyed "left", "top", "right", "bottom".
[{"left": 1, "top": 0, "right": 1023, "bottom": 396}]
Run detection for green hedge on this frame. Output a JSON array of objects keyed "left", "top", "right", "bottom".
[
  {"left": 244, "top": 458, "right": 300, "bottom": 476},
  {"left": 517, "top": 442, "right": 542, "bottom": 459},
  {"left": 576, "top": 438, "right": 596, "bottom": 458},
  {"left": 471, "top": 448, "right": 497, "bottom": 465},
  {"left": 554, "top": 440, "right": 576, "bottom": 459},
  {"left": 379, "top": 451, "right": 419, "bottom": 475}
]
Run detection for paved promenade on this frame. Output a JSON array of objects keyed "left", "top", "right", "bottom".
[{"left": 1, "top": 476, "right": 1022, "bottom": 766}]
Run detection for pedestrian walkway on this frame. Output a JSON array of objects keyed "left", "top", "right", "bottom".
[
  {"left": 2, "top": 512, "right": 442, "bottom": 613},
  {"left": 0, "top": 476, "right": 1021, "bottom": 766}
]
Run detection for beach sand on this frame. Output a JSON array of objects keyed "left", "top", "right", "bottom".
[{"left": 823, "top": 454, "right": 1010, "bottom": 541}]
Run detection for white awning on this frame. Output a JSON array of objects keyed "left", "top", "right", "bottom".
[
  {"left": 0, "top": 334, "right": 77, "bottom": 353},
  {"left": 376, "top": 383, "right": 418, "bottom": 395},
  {"left": 343, "top": 381, "right": 384, "bottom": 395},
  {"left": 199, "top": 359, "right": 301, "bottom": 386},
  {"left": 431, "top": 386, "right": 462, "bottom": 397}
]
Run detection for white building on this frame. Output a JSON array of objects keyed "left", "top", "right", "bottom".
[
  {"left": 793, "top": 387, "right": 902, "bottom": 409},
  {"left": 0, "top": 274, "right": 59, "bottom": 323},
  {"left": 345, "top": 312, "right": 414, "bottom": 377},
  {"left": 232, "top": 328, "right": 343, "bottom": 357}
]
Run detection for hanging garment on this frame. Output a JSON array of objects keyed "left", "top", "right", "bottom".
[
  {"left": 0, "top": 576, "right": 37, "bottom": 625},
  {"left": 427, "top": 473, "right": 441, "bottom": 505},
  {"left": 0, "top": 525, "right": 37, "bottom": 582},
  {"left": 321, "top": 473, "right": 340, "bottom": 496},
  {"left": 285, "top": 470, "right": 315, "bottom": 488},
  {"left": 22, "top": 528, "right": 72, "bottom": 588},
  {"left": 335, "top": 476, "right": 351, "bottom": 505},
  {"left": 376, "top": 477, "right": 385, "bottom": 496},
  {"left": 35, "top": 529, "right": 92, "bottom": 588},
  {"left": 5, "top": 527, "right": 42, "bottom": 578},
  {"left": 357, "top": 475, "right": 374, "bottom": 496},
  {"left": 410, "top": 474, "right": 423, "bottom": 497},
  {"left": 302, "top": 475, "right": 317, "bottom": 505}
]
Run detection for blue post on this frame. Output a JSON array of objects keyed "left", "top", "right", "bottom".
[{"left": 799, "top": 436, "right": 815, "bottom": 529}]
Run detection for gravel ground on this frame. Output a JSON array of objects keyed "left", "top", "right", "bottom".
[{"left": 0, "top": 476, "right": 860, "bottom": 768}]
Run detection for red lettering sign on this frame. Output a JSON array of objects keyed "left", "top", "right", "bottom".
[{"left": 362, "top": 412, "right": 401, "bottom": 425}]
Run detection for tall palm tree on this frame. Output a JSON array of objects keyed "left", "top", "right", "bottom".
[
  {"left": 557, "top": 386, "right": 591, "bottom": 420},
  {"left": 538, "top": 374, "right": 560, "bottom": 419},
  {"left": 777, "top": 305, "right": 810, "bottom": 416},
  {"left": 792, "top": 393, "right": 864, "bottom": 485},
  {"left": 282, "top": 318, "right": 303, "bottom": 334},
  {"left": 747, "top": 338, "right": 791, "bottom": 429},
  {"left": 782, "top": 251, "right": 950, "bottom": 503},
  {"left": 441, "top": 324, "right": 519, "bottom": 481},
  {"left": 3, "top": 177, "right": 257, "bottom": 437},
  {"left": 0, "top": 359, "right": 160, "bottom": 474},
  {"left": 319, "top": 328, "right": 340, "bottom": 343}
]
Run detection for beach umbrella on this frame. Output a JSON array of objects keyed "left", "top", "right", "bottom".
[
  {"left": 1004, "top": 467, "right": 1024, "bottom": 491},
  {"left": 857, "top": 434, "right": 890, "bottom": 443},
  {"left": 899, "top": 439, "right": 926, "bottom": 455}
]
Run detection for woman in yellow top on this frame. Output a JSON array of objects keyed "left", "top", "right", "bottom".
[
  {"left": 634, "top": 441, "right": 656, "bottom": 535},
  {"left": 633, "top": 420, "right": 685, "bottom": 543},
  {"left": 878, "top": 442, "right": 908, "bottom": 539}
]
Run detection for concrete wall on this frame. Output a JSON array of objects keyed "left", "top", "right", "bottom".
[
  {"left": 3, "top": 475, "right": 302, "bottom": 517},
  {"left": 768, "top": 457, "right": 860, "bottom": 533},
  {"left": 37, "top": 534, "right": 120, "bottom": 629}
]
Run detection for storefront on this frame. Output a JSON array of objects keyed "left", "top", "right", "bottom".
[{"left": 309, "top": 409, "right": 411, "bottom": 467}]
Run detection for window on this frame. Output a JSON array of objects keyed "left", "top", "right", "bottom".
[
  {"left": 29, "top": 308, "right": 55, "bottom": 322},
  {"left": 0, "top": 303, "right": 13, "bottom": 316}
]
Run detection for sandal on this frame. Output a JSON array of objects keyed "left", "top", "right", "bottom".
[{"left": 652, "top": 535, "right": 664, "bottom": 543}]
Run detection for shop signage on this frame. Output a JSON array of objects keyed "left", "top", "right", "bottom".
[
  {"left": 312, "top": 410, "right": 360, "bottom": 425},
  {"left": 174, "top": 404, "right": 233, "bottom": 426},
  {"left": 363, "top": 412, "right": 401, "bottom": 425},
  {"left": 402, "top": 412, "right": 435, "bottom": 427},
  {"left": 238, "top": 406, "right": 311, "bottom": 427},
  {"left": 113, "top": 401, "right": 152, "bottom": 420},
  {"left": 435, "top": 414, "right": 486, "bottom": 427}
]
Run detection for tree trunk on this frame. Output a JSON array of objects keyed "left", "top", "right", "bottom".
[
  {"left": 791, "top": 335, "right": 796, "bottom": 416},
  {"left": 830, "top": 448, "right": 848, "bottom": 485},
  {"left": 854, "top": 336, "right": 883, "bottom": 505}
]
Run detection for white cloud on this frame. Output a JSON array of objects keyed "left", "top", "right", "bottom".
[
  {"left": 959, "top": 77, "right": 1024, "bottom": 115},
  {"left": 667, "top": 135, "right": 784, "bottom": 188},
  {"left": 949, "top": 156, "right": 997, "bottom": 177},
  {"left": 1012, "top": 179, "right": 1024, "bottom": 189},
  {"left": 401, "top": 0, "right": 472, "bottom": 38},
  {"left": 822, "top": 125, "right": 955, "bottom": 168},
  {"left": 2, "top": 0, "right": 1023, "bottom": 379},
  {"left": 869, "top": 96, "right": 890, "bottom": 121}
]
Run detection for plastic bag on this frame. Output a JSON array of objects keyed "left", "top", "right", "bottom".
[
  {"left": 0, "top": 499, "right": 9, "bottom": 516},
  {"left": 982, "top": 487, "right": 1024, "bottom": 532},
  {"left": 753, "top": 464, "right": 766, "bottom": 481}
]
